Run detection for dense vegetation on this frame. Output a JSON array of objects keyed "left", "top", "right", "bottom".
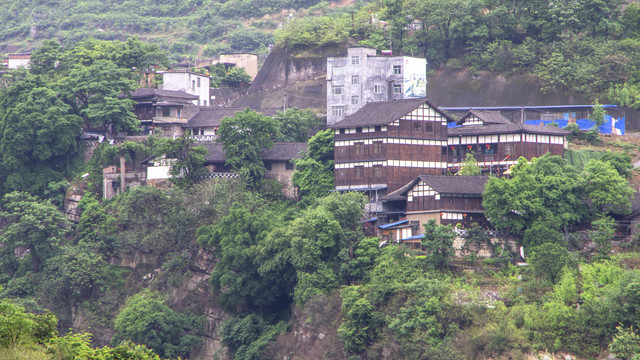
[
  {"left": 4, "top": 1, "right": 640, "bottom": 108},
  {"left": 3, "top": 20, "right": 640, "bottom": 360}
]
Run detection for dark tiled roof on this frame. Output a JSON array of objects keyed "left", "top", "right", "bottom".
[
  {"left": 448, "top": 123, "right": 570, "bottom": 136},
  {"left": 382, "top": 175, "right": 488, "bottom": 201},
  {"left": 330, "top": 98, "right": 454, "bottom": 129},
  {"left": 198, "top": 142, "right": 307, "bottom": 162},
  {"left": 186, "top": 107, "right": 279, "bottom": 128},
  {"left": 131, "top": 88, "right": 199, "bottom": 100},
  {"left": 458, "top": 110, "right": 512, "bottom": 125}
]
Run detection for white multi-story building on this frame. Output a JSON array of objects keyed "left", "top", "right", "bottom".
[
  {"left": 161, "top": 70, "right": 211, "bottom": 106},
  {"left": 326, "top": 47, "right": 427, "bottom": 125}
]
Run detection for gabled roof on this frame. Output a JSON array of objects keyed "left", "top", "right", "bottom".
[
  {"left": 448, "top": 123, "right": 570, "bottom": 136},
  {"left": 458, "top": 110, "right": 512, "bottom": 125},
  {"left": 382, "top": 175, "right": 489, "bottom": 201},
  {"left": 185, "top": 107, "right": 279, "bottom": 128},
  {"left": 198, "top": 142, "right": 307, "bottom": 162},
  {"left": 330, "top": 98, "right": 454, "bottom": 129},
  {"left": 131, "top": 88, "right": 199, "bottom": 100}
]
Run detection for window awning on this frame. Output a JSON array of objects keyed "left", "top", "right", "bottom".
[
  {"left": 378, "top": 220, "right": 408, "bottom": 229},
  {"left": 400, "top": 234, "right": 424, "bottom": 241}
]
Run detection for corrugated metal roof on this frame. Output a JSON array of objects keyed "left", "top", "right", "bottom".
[{"left": 378, "top": 220, "right": 408, "bottom": 229}]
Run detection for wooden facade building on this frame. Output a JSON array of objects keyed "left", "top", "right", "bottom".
[
  {"left": 331, "top": 98, "right": 454, "bottom": 195},
  {"left": 448, "top": 110, "right": 570, "bottom": 174},
  {"left": 381, "top": 175, "right": 489, "bottom": 230}
]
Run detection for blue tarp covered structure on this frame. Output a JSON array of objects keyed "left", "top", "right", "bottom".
[{"left": 524, "top": 115, "right": 625, "bottom": 135}]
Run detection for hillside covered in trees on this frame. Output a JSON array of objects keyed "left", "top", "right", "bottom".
[
  {"left": 3, "top": 0, "right": 640, "bottom": 110},
  {"left": 4, "top": 3, "right": 640, "bottom": 359}
]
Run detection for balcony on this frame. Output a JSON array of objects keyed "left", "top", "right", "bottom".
[{"left": 190, "top": 134, "right": 217, "bottom": 142}]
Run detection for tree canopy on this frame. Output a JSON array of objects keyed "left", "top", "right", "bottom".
[{"left": 218, "top": 108, "right": 278, "bottom": 188}]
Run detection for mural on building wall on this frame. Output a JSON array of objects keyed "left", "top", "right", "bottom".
[{"left": 403, "top": 58, "right": 427, "bottom": 98}]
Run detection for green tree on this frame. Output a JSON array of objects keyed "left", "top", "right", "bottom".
[
  {"left": 0, "top": 75, "right": 83, "bottom": 196},
  {"left": 609, "top": 325, "right": 640, "bottom": 360},
  {"left": 483, "top": 155, "right": 585, "bottom": 235},
  {"left": 218, "top": 108, "right": 278, "bottom": 188},
  {"left": 59, "top": 59, "right": 138, "bottom": 134},
  {"left": 0, "top": 192, "right": 70, "bottom": 273},
  {"left": 292, "top": 129, "right": 334, "bottom": 205},
  {"left": 600, "top": 151, "right": 633, "bottom": 178},
  {"left": 589, "top": 216, "right": 617, "bottom": 258},
  {"left": 154, "top": 133, "right": 208, "bottom": 188},
  {"left": 0, "top": 298, "right": 57, "bottom": 348},
  {"left": 29, "top": 39, "right": 63, "bottom": 76},
  {"left": 582, "top": 159, "right": 633, "bottom": 215},
  {"left": 273, "top": 107, "right": 321, "bottom": 143},
  {"left": 528, "top": 243, "right": 571, "bottom": 284},
  {"left": 338, "top": 286, "right": 381, "bottom": 354},
  {"left": 590, "top": 99, "right": 607, "bottom": 129},
  {"left": 421, "top": 220, "right": 455, "bottom": 270},
  {"left": 196, "top": 202, "right": 286, "bottom": 313},
  {"left": 458, "top": 152, "right": 482, "bottom": 176},
  {"left": 112, "top": 290, "right": 203, "bottom": 359}
]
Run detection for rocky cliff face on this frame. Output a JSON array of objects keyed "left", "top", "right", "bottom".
[{"left": 68, "top": 245, "right": 228, "bottom": 359}]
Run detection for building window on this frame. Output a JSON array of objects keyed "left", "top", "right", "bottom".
[
  {"left": 442, "top": 146, "right": 447, "bottom": 155},
  {"left": 332, "top": 106, "right": 344, "bottom": 117},
  {"left": 351, "top": 75, "right": 359, "bottom": 84},
  {"left": 375, "top": 125, "right": 382, "bottom": 132},
  {"left": 393, "top": 65, "right": 402, "bottom": 74},
  {"left": 351, "top": 95, "right": 359, "bottom": 105},
  {"left": 374, "top": 85, "right": 383, "bottom": 94},
  {"left": 339, "top": 128, "right": 346, "bottom": 134},
  {"left": 425, "top": 122, "right": 433, "bottom": 132},
  {"left": 355, "top": 142, "right": 364, "bottom": 155},
  {"left": 332, "top": 66, "right": 344, "bottom": 75},
  {"left": 356, "top": 127, "right": 362, "bottom": 133},
  {"left": 162, "top": 108, "right": 170, "bottom": 117},
  {"left": 413, "top": 122, "right": 422, "bottom": 132},
  {"left": 373, "top": 141, "right": 383, "bottom": 154},
  {"left": 354, "top": 166, "right": 364, "bottom": 178},
  {"left": 393, "top": 84, "right": 402, "bottom": 94},
  {"left": 203, "top": 100, "right": 207, "bottom": 106},
  {"left": 351, "top": 56, "right": 360, "bottom": 65},
  {"left": 332, "top": 85, "right": 344, "bottom": 95},
  {"left": 504, "top": 143, "right": 514, "bottom": 155},
  {"left": 192, "top": 80, "right": 196, "bottom": 90},
  {"left": 373, "top": 165, "right": 383, "bottom": 178},
  {"left": 177, "top": 108, "right": 182, "bottom": 117},
  {"left": 286, "top": 162, "right": 294, "bottom": 170},
  {"left": 197, "top": 77, "right": 201, "bottom": 87},
  {"left": 264, "top": 162, "right": 272, "bottom": 170},
  {"left": 375, "top": 67, "right": 383, "bottom": 75}
]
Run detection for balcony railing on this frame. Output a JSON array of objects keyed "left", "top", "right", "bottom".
[{"left": 190, "top": 135, "right": 217, "bottom": 142}]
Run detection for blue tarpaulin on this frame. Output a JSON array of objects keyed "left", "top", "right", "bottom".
[
  {"left": 524, "top": 115, "right": 625, "bottom": 135},
  {"left": 400, "top": 234, "right": 424, "bottom": 241}
]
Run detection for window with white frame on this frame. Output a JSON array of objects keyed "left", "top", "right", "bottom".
[
  {"left": 393, "top": 65, "right": 402, "bottom": 74},
  {"left": 374, "top": 85, "right": 383, "bottom": 94},
  {"left": 332, "top": 106, "right": 344, "bottom": 117},
  {"left": 332, "top": 85, "right": 344, "bottom": 95},
  {"left": 332, "top": 66, "right": 344, "bottom": 75},
  {"left": 375, "top": 67, "right": 382, "bottom": 75},
  {"left": 393, "top": 84, "right": 401, "bottom": 94},
  {"left": 351, "top": 95, "right": 359, "bottom": 105},
  {"left": 351, "top": 56, "right": 360, "bottom": 65},
  {"left": 351, "top": 75, "right": 359, "bottom": 84}
]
